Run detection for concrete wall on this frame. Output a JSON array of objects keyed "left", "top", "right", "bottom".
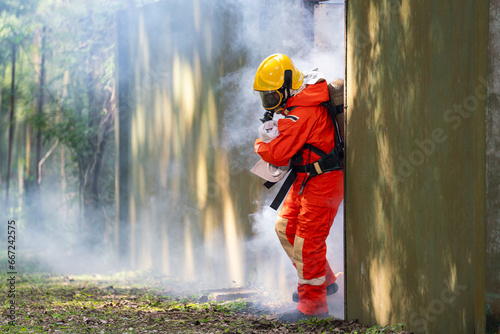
[
  {"left": 114, "top": 0, "right": 334, "bottom": 297},
  {"left": 345, "top": 1, "right": 489, "bottom": 333},
  {"left": 115, "top": 1, "right": 259, "bottom": 285},
  {"left": 486, "top": 0, "right": 500, "bottom": 331}
]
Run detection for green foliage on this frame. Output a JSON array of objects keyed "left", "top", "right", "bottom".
[
  {"left": 1, "top": 0, "right": 122, "bottom": 241},
  {"left": 42, "top": 108, "right": 92, "bottom": 164}
]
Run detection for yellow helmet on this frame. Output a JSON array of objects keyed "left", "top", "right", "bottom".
[
  {"left": 253, "top": 54, "right": 303, "bottom": 92},
  {"left": 253, "top": 54, "right": 303, "bottom": 111}
]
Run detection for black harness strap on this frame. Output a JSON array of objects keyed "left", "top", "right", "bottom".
[
  {"left": 269, "top": 170, "right": 297, "bottom": 210},
  {"left": 263, "top": 181, "right": 276, "bottom": 189},
  {"left": 304, "top": 143, "right": 328, "bottom": 159}
]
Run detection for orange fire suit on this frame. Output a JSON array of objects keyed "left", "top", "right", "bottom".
[{"left": 254, "top": 80, "right": 344, "bottom": 315}]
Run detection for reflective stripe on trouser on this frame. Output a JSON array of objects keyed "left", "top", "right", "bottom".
[
  {"left": 276, "top": 218, "right": 336, "bottom": 284},
  {"left": 275, "top": 171, "right": 343, "bottom": 315}
]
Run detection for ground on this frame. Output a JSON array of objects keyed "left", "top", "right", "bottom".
[{"left": 0, "top": 271, "right": 412, "bottom": 334}]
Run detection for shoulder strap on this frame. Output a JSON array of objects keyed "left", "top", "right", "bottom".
[
  {"left": 303, "top": 143, "right": 328, "bottom": 159},
  {"left": 320, "top": 102, "right": 344, "bottom": 160}
]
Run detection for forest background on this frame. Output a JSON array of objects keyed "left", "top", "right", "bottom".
[{"left": 0, "top": 0, "right": 151, "bottom": 268}]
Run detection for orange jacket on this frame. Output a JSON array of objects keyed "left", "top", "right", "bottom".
[{"left": 254, "top": 80, "right": 336, "bottom": 169}]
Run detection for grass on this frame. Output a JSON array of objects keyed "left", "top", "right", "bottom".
[{"left": 0, "top": 271, "right": 409, "bottom": 333}]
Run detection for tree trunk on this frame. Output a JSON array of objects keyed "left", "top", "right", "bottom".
[
  {"left": 82, "top": 48, "right": 101, "bottom": 248},
  {"left": 81, "top": 11, "right": 115, "bottom": 249},
  {"left": 59, "top": 71, "right": 70, "bottom": 194},
  {"left": 36, "top": 26, "right": 46, "bottom": 186},
  {"left": 0, "top": 65, "right": 6, "bottom": 185},
  {"left": 6, "top": 43, "right": 16, "bottom": 207},
  {"left": 82, "top": 89, "right": 115, "bottom": 250},
  {"left": 116, "top": 9, "right": 133, "bottom": 266}
]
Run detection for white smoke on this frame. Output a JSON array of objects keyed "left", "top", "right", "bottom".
[
  {"left": 219, "top": 0, "right": 346, "bottom": 317},
  {"left": 0, "top": 0, "right": 346, "bottom": 318}
]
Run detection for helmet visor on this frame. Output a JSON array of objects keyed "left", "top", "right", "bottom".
[{"left": 259, "top": 91, "right": 283, "bottom": 110}]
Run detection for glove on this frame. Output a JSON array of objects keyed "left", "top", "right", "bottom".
[{"left": 258, "top": 120, "right": 279, "bottom": 143}]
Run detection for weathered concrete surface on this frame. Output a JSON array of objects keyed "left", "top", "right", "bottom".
[
  {"left": 115, "top": 1, "right": 260, "bottom": 286},
  {"left": 345, "top": 1, "right": 488, "bottom": 333},
  {"left": 486, "top": 0, "right": 500, "bottom": 331},
  {"left": 202, "top": 288, "right": 261, "bottom": 302},
  {"left": 114, "top": 0, "right": 327, "bottom": 300}
]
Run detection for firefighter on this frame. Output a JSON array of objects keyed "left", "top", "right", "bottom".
[{"left": 253, "top": 53, "right": 344, "bottom": 321}]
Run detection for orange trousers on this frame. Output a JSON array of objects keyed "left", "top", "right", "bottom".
[{"left": 275, "top": 170, "right": 344, "bottom": 315}]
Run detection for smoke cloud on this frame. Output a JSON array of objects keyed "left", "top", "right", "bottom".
[{"left": 1, "top": 0, "right": 345, "bottom": 319}]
